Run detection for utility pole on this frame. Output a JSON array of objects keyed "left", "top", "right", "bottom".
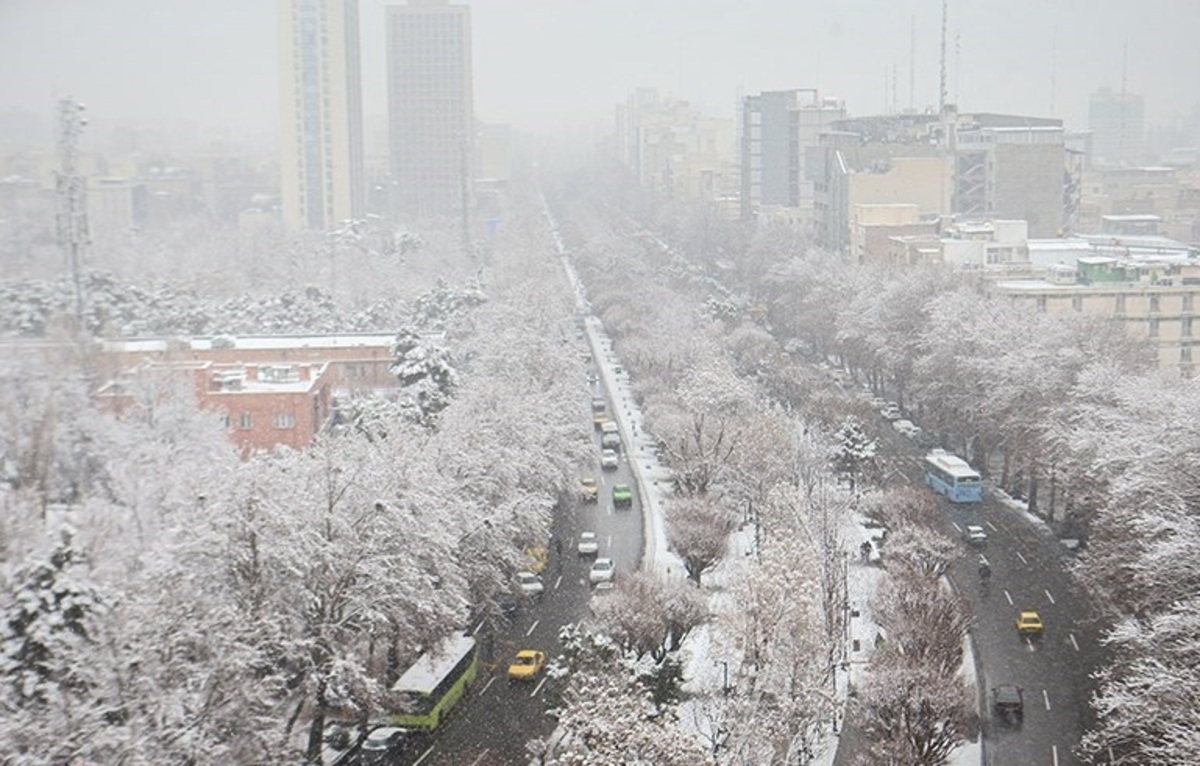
[
  {"left": 55, "top": 97, "right": 89, "bottom": 333},
  {"left": 938, "top": 0, "right": 948, "bottom": 114},
  {"left": 459, "top": 129, "right": 472, "bottom": 257}
]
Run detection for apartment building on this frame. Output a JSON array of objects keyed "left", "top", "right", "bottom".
[{"left": 278, "top": 0, "right": 366, "bottom": 230}]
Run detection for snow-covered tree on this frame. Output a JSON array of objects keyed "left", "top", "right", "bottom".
[{"left": 666, "top": 495, "right": 737, "bottom": 586}]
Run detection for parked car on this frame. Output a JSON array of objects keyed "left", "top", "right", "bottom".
[
  {"left": 580, "top": 477, "right": 599, "bottom": 502},
  {"left": 965, "top": 525, "right": 988, "bottom": 546},
  {"left": 591, "top": 397, "right": 607, "bottom": 414},
  {"left": 892, "top": 419, "right": 922, "bottom": 438},
  {"left": 600, "top": 448, "right": 619, "bottom": 471},
  {"left": 359, "top": 726, "right": 411, "bottom": 765},
  {"left": 593, "top": 415, "right": 610, "bottom": 431},
  {"left": 517, "top": 571, "right": 544, "bottom": 598},
  {"left": 1015, "top": 610, "right": 1045, "bottom": 637},
  {"left": 589, "top": 557, "right": 616, "bottom": 585},
  {"left": 880, "top": 403, "right": 902, "bottom": 421},
  {"left": 992, "top": 684, "right": 1025, "bottom": 725},
  {"left": 577, "top": 531, "right": 599, "bottom": 556},
  {"left": 612, "top": 483, "right": 633, "bottom": 508},
  {"left": 507, "top": 649, "right": 547, "bottom": 682}
]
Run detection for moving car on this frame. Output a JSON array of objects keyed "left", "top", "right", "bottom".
[
  {"left": 580, "top": 477, "right": 599, "bottom": 502},
  {"left": 359, "top": 726, "right": 411, "bottom": 765},
  {"left": 880, "top": 403, "right": 902, "bottom": 421},
  {"left": 589, "top": 557, "right": 615, "bottom": 585},
  {"left": 517, "top": 571, "right": 544, "bottom": 598},
  {"left": 593, "top": 414, "right": 610, "bottom": 431},
  {"left": 612, "top": 483, "right": 633, "bottom": 508},
  {"left": 600, "top": 448, "right": 619, "bottom": 471},
  {"left": 1015, "top": 610, "right": 1044, "bottom": 637},
  {"left": 965, "top": 525, "right": 988, "bottom": 546},
  {"left": 577, "top": 531, "right": 599, "bottom": 556},
  {"left": 507, "top": 650, "right": 547, "bottom": 682},
  {"left": 992, "top": 684, "right": 1025, "bottom": 725},
  {"left": 601, "top": 431, "right": 621, "bottom": 451},
  {"left": 591, "top": 397, "right": 607, "bottom": 414}
]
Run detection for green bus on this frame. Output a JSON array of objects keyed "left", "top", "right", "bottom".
[{"left": 390, "top": 631, "right": 479, "bottom": 732}]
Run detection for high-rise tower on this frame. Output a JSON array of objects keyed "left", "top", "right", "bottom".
[
  {"left": 385, "top": 0, "right": 474, "bottom": 220},
  {"left": 278, "top": 0, "right": 365, "bottom": 229}
]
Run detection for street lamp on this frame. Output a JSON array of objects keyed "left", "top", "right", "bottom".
[{"left": 715, "top": 660, "right": 730, "bottom": 697}]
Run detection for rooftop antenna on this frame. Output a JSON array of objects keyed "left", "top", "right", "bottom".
[
  {"left": 909, "top": 15, "right": 916, "bottom": 112},
  {"left": 939, "top": 0, "right": 948, "bottom": 113},
  {"left": 1119, "top": 41, "right": 1129, "bottom": 160},
  {"left": 1050, "top": 26, "right": 1057, "bottom": 115}
]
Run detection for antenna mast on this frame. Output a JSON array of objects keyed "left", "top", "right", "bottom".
[
  {"left": 939, "top": 0, "right": 948, "bottom": 113},
  {"left": 909, "top": 15, "right": 916, "bottom": 112}
]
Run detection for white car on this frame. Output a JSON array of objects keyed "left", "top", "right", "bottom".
[
  {"left": 600, "top": 448, "right": 619, "bottom": 470},
  {"left": 880, "top": 403, "right": 902, "bottom": 421},
  {"left": 589, "top": 557, "right": 615, "bottom": 585},
  {"left": 517, "top": 571, "right": 544, "bottom": 597},
  {"left": 577, "top": 531, "right": 599, "bottom": 556},
  {"left": 965, "top": 525, "right": 988, "bottom": 546},
  {"left": 893, "top": 419, "right": 922, "bottom": 438}
]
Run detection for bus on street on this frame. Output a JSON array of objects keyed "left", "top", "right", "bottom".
[
  {"left": 390, "top": 631, "right": 479, "bottom": 732},
  {"left": 923, "top": 449, "right": 983, "bottom": 503}
]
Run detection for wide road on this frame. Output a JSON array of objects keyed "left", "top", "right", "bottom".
[
  {"left": 405, "top": 362, "right": 645, "bottom": 766},
  {"left": 877, "top": 423, "right": 1103, "bottom": 766}
]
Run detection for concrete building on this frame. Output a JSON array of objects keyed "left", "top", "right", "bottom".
[
  {"left": 86, "top": 176, "right": 146, "bottom": 247},
  {"left": 991, "top": 254, "right": 1200, "bottom": 378},
  {"left": 385, "top": 0, "right": 474, "bottom": 219},
  {"left": 1088, "top": 86, "right": 1145, "bottom": 167},
  {"left": 277, "top": 0, "right": 366, "bottom": 230},
  {"left": 849, "top": 203, "right": 941, "bottom": 264},
  {"left": 741, "top": 89, "right": 844, "bottom": 227}
]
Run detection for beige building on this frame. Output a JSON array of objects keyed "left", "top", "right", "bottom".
[
  {"left": 277, "top": 0, "right": 365, "bottom": 229},
  {"left": 991, "top": 257, "right": 1200, "bottom": 377},
  {"left": 849, "top": 203, "right": 940, "bottom": 264}
]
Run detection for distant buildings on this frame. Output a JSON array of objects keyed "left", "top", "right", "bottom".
[
  {"left": 1088, "top": 87, "right": 1145, "bottom": 167},
  {"left": 385, "top": 0, "right": 474, "bottom": 219},
  {"left": 741, "top": 89, "right": 845, "bottom": 227},
  {"left": 277, "top": 0, "right": 366, "bottom": 229}
]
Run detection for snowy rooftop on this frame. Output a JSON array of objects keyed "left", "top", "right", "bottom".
[{"left": 102, "top": 333, "right": 398, "bottom": 354}]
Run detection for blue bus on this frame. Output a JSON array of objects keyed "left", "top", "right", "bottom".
[{"left": 923, "top": 450, "right": 983, "bottom": 503}]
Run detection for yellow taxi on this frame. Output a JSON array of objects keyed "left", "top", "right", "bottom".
[
  {"left": 580, "top": 477, "right": 599, "bottom": 502},
  {"left": 507, "top": 650, "right": 547, "bottom": 682},
  {"left": 1015, "top": 610, "right": 1044, "bottom": 637}
]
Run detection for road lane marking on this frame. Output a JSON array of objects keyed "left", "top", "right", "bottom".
[
  {"left": 951, "top": 521, "right": 963, "bottom": 533},
  {"left": 1015, "top": 550, "right": 1028, "bottom": 565},
  {"left": 1044, "top": 589, "right": 1056, "bottom": 605},
  {"left": 554, "top": 574, "right": 563, "bottom": 590},
  {"left": 1069, "top": 633, "right": 1080, "bottom": 652},
  {"left": 978, "top": 554, "right": 990, "bottom": 566},
  {"left": 1003, "top": 590, "right": 1013, "bottom": 605},
  {"left": 531, "top": 676, "right": 548, "bottom": 698},
  {"left": 985, "top": 520, "right": 999, "bottom": 531},
  {"left": 1052, "top": 745, "right": 1060, "bottom": 766},
  {"left": 481, "top": 676, "right": 496, "bottom": 696},
  {"left": 469, "top": 751, "right": 492, "bottom": 766},
  {"left": 414, "top": 746, "right": 435, "bottom": 765},
  {"left": 607, "top": 534, "right": 612, "bottom": 548},
  {"left": 1026, "top": 638, "right": 1036, "bottom": 652},
  {"left": 1043, "top": 689, "right": 1051, "bottom": 710},
  {"left": 526, "top": 620, "right": 539, "bottom": 637},
  {"left": 472, "top": 620, "right": 485, "bottom": 636}
]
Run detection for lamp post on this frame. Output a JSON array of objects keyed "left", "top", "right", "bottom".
[{"left": 716, "top": 660, "right": 730, "bottom": 697}]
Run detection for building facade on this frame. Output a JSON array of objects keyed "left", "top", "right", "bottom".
[
  {"left": 385, "top": 0, "right": 474, "bottom": 219},
  {"left": 278, "top": 0, "right": 366, "bottom": 230}
]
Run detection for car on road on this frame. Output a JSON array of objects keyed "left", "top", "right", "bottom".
[
  {"left": 580, "top": 477, "right": 599, "bottom": 502},
  {"left": 965, "top": 525, "right": 988, "bottom": 546},
  {"left": 589, "top": 557, "right": 615, "bottom": 585},
  {"left": 992, "top": 684, "right": 1025, "bottom": 725},
  {"left": 601, "top": 431, "right": 621, "bottom": 451},
  {"left": 880, "top": 402, "right": 902, "bottom": 421},
  {"left": 517, "top": 571, "right": 544, "bottom": 598},
  {"left": 591, "top": 397, "right": 607, "bottom": 414},
  {"left": 593, "top": 411, "right": 608, "bottom": 429},
  {"left": 612, "top": 483, "right": 633, "bottom": 508},
  {"left": 577, "top": 531, "right": 599, "bottom": 556},
  {"left": 359, "top": 726, "right": 411, "bottom": 765},
  {"left": 893, "top": 419, "right": 922, "bottom": 438},
  {"left": 1016, "top": 610, "right": 1045, "bottom": 637},
  {"left": 507, "top": 649, "right": 547, "bottom": 682},
  {"left": 600, "top": 448, "right": 619, "bottom": 471}
]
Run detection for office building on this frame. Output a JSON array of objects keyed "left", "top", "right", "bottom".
[
  {"left": 278, "top": 0, "right": 366, "bottom": 229},
  {"left": 385, "top": 0, "right": 474, "bottom": 219}
]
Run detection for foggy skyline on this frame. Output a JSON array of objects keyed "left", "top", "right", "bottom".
[{"left": 1, "top": 0, "right": 1198, "bottom": 144}]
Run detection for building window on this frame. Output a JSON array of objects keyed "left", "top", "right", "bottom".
[
  {"left": 1182, "top": 346, "right": 1193, "bottom": 363},
  {"left": 1072, "top": 295, "right": 1082, "bottom": 312},
  {"left": 239, "top": 413, "right": 253, "bottom": 429},
  {"left": 1150, "top": 295, "right": 1161, "bottom": 313},
  {"left": 1185, "top": 318, "right": 1194, "bottom": 337},
  {"left": 1036, "top": 296, "right": 1047, "bottom": 313},
  {"left": 1149, "top": 319, "right": 1159, "bottom": 338},
  {"left": 1184, "top": 294, "right": 1194, "bottom": 312},
  {"left": 1115, "top": 294, "right": 1126, "bottom": 314},
  {"left": 221, "top": 413, "right": 231, "bottom": 428},
  {"left": 274, "top": 413, "right": 296, "bottom": 429}
]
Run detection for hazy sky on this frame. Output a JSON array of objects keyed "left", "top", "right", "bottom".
[{"left": 1, "top": 0, "right": 1197, "bottom": 142}]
